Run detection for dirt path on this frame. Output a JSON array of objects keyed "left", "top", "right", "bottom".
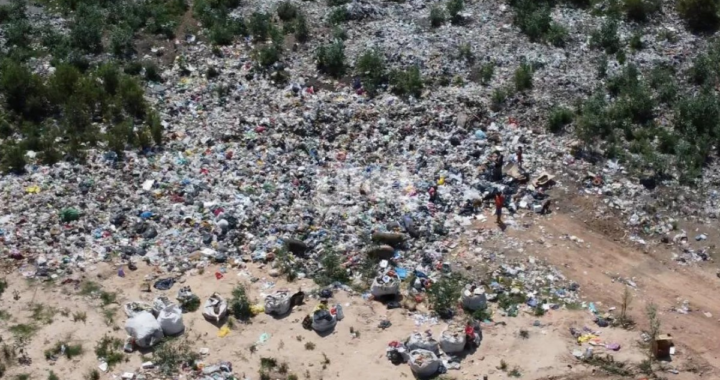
[{"left": 497, "top": 208, "right": 720, "bottom": 377}]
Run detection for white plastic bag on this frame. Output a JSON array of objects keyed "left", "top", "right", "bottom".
[
  {"left": 157, "top": 305, "right": 185, "bottom": 335},
  {"left": 406, "top": 332, "right": 439, "bottom": 353},
  {"left": 265, "top": 291, "right": 292, "bottom": 315},
  {"left": 370, "top": 274, "right": 400, "bottom": 297},
  {"left": 440, "top": 329, "right": 466, "bottom": 354},
  {"left": 125, "top": 312, "right": 164, "bottom": 348},
  {"left": 461, "top": 286, "right": 487, "bottom": 311},
  {"left": 408, "top": 349, "right": 441, "bottom": 377}
]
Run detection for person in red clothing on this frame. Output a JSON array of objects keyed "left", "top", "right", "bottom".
[{"left": 494, "top": 192, "right": 505, "bottom": 224}]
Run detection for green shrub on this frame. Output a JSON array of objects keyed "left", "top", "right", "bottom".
[
  {"left": 629, "top": 31, "right": 643, "bottom": 50},
  {"left": 596, "top": 55, "right": 608, "bottom": 78},
  {"left": 316, "top": 41, "right": 346, "bottom": 78},
  {"left": 328, "top": 7, "right": 348, "bottom": 24},
  {"left": 249, "top": 12, "right": 272, "bottom": 40},
  {"left": 117, "top": 76, "right": 146, "bottom": 118},
  {"left": 547, "top": 23, "right": 568, "bottom": 47},
  {"left": 277, "top": 1, "right": 298, "bottom": 21},
  {"left": 355, "top": 49, "right": 387, "bottom": 96},
  {"left": 210, "top": 21, "right": 236, "bottom": 46},
  {"left": 390, "top": 66, "right": 424, "bottom": 98},
  {"left": 649, "top": 65, "right": 677, "bottom": 104},
  {"left": 475, "top": 62, "right": 495, "bottom": 85},
  {"left": 256, "top": 44, "right": 281, "bottom": 67},
  {"left": 0, "top": 59, "right": 47, "bottom": 118},
  {"left": 295, "top": 12, "right": 310, "bottom": 42},
  {"left": 47, "top": 64, "right": 81, "bottom": 106},
  {"left": 314, "top": 252, "right": 350, "bottom": 286},
  {"left": 427, "top": 273, "right": 464, "bottom": 318},
  {"left": 490, "top": 87, "right": 509, "bottom": 111},
  {"left": 332, "top": 26, "right": 348, "bottom": 40},
  {"left": 70, "top": 4, "right": 104, "bottom": 53},
  {"left": 429, "top": 6, "right": 445, "bottom": 27},
  {"left": 513, "top": 0, "right": 551, "bottom": 42},
  {"left": 457, "top": 43, "right": 474, "bottom": 62},
  {"left": 1, "top": 141, "right": 27, "bottom": 174},
  {"left": 328, "top": 0, "right": 350, "bottom": 5},
  {"left": 230, "top": 284, "right": 253, "bottom": 320},
  {"left": 142, "top": 62, "right": 160, "bottom": 82},
  {"left": 5, "top": 18, "right": 32, "bottom": 47},
  {"left": 678, "top": 0, "right": 720, "bottom": 32},
  {"left": 688, "top": 53, "right": 714, "bottom": 85},
  {"left": 146, "top": 110, "right": 164, "bottom": 146},
  {"left": 446, "top": 0, "right": 464, "bottom": 23},
  {"left": 547, "top": 107, "right": 574, "bottom": 132},
  {"left": 514, "top": 62, "right": 533, "bottom": 92},
  {"left": 623, "top": 0, "right": 660, "bottom": 22},
  {"left": 110, "top": 24, "right": 135, "bottom": 57},
  {"left": 97, "top": 63, "right": 120, "bottom": 96},
  {"left": 590, "top": 19, "right": 621, "bottom": 54}
]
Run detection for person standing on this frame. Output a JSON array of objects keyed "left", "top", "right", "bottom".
[
  {"left": 516, "top": 146, "right": 523, "bottom": 166},
  {"left": 494, "top": 192, "right": 505, "bottom": 224}
]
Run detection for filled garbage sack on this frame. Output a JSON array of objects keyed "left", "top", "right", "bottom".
[
  {"left": 440, "top": 326, "right": 467, "bottom": 354},
  {"left": 202, "top": 293, "right": 228, "bottom": 323},
  {"left": 371, "top": 232, "right": 405, "bottom": 246},
  {"left": 406, "top": 332, "right": 439, "bottom": 354},
  {"left": 408, "top": 349, "right": 442, "bottom": 377},
  {"left": 311, "top": 309, "right": 337, "bottom": 333},
  {"left": 152, "top": 296, "right": 173, "bottom": 316},
  {"left": 125, "top": 311, "right": 164, "bottom": 348},
  {"left": 123, "top": 301, "right": 153, "bottom": 318},
  {"left": 370, "top": 270, "right": 400, "bottom": 297},
  {"left": 461, "top": 284, "right": 487, "bottom": 311},
  {"left": 265, "top": 290, "right": 292, "bottom": 315},
  {"left": 365, "top": 245, "right": 395, "bottom": 260},
  {"left": 157, "top": 304, "right": 185, "bottom": 336},
  {"left": 283, "top": 238, "right": 308, "bottom": 256}
]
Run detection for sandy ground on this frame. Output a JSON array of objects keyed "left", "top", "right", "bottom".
[{"left": 1, "top": 193, "right": 719, "bottom": 380}]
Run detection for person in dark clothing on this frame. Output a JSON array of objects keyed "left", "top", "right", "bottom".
[
  {"left": 516, "top": 146, "right": 523, "bottom": 166},
  {"left": 493, "top": 153, "right": 504, "bottom": 182}
]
